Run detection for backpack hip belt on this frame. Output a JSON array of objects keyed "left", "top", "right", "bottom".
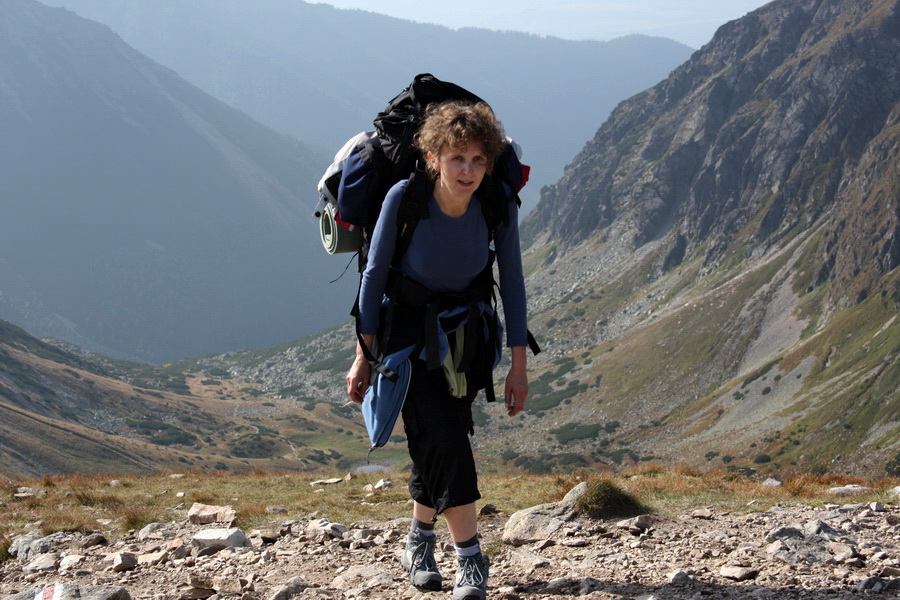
[{"left": 382, "top": 262, "right": 499, "bottom": 378}]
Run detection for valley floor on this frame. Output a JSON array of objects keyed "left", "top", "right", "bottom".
[{"left": 3, "top": 495, "right": 899, "bottom": 599}]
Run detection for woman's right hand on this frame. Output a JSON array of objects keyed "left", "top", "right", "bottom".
[
  {"left": 347, "top": 356, "right": 371, "bottom": 404},
  {"left": 347, "top": 335, "right": 374, "bottom": 404}
]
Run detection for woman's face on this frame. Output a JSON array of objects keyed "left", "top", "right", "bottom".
[{"left": 429, "top": 142, "right": 487, "bottom": 201}]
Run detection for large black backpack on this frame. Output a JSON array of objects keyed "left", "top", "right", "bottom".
[
  {"left": 315, "top": 73, "right": 537, "bottom": 384},
  {"left": 315, "top": 73, "right": 529, "bottom": 265}
]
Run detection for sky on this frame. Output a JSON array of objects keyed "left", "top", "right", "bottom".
[{"left": 319, "top": 0, "right": 769, "bottom": 49}]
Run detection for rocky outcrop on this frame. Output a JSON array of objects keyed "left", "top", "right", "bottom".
[
  {"left": 2, "top": 488, "right": 899, "bottom": 600},
  {"left": 525, "top": 0, "right": 899, "bottom": 307}
]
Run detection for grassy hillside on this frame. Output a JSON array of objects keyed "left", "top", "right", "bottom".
[{"left": 0, "top": 320, "right": 408, "bottom": 479}]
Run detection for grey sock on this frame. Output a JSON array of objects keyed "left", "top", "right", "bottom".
[
  {"left": 411, "top": 518, "right": 436, "bottom": 538},
  {"left": 454, "top": 534, "right": 480, "bottom": 557}
]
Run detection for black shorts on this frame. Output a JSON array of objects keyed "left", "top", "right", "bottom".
[{"left": 402, "top": 358, "right": 480, "bottom": 514}]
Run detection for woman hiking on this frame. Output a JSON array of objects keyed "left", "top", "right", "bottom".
[{"left": 347, "top": 99, "right": 531, "bottom": 600}]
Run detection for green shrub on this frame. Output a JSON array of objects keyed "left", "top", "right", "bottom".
[
  {"left": 886, "top": 451, "right": 900, "bottom": 477},
  {"left": 742, "top": 359, "right": 782, "bottom": 388},
  {"left": 529, "top": 381, "right": 589, "bottom": 413},
  {"left": 552, "top": 423, "right": 601, "bottom": 444},
  {"left": 605, "top": 448, "right": 638, "bottom": 464},
  {"left": 556, "top": 453, "right": 589, "bottom": 469},
  {"left": 501, "top": 449, "right": 519, "bottom": 461},
  {"left": 575, "top": 479, "right": 649, "bottom": 519},
  {"left": 126, "top": 419, "right": 198, "bottom": 447},
  {"left": 513, "top": 455, "right": 553, "bottom": 474},
  {"left": 227, "top": 435, "right": 276, "bottom": 458}
]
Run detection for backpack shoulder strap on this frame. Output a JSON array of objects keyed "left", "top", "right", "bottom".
[{"left": 392, "top": 168, "right": 431, "bottom": 266}]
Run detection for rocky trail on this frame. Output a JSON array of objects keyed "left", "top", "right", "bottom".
[{"left": 3, "top": 484, "right": 900, "bottom": 600}]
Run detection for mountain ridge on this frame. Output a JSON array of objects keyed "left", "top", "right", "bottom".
[{"left": 38, "top": 0, "right": 696, "bottom": 211}]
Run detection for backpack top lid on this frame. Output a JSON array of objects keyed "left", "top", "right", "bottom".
[{"left": 373, "top": 73, "right": 486, "bottom": 179}]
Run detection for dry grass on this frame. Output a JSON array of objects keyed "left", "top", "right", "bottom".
[
  {"left": 0, "top": 531, "right": 9, "bottom": 562},
  {"left": 1, "top": 469, "right": 896, "bottom": 551}
]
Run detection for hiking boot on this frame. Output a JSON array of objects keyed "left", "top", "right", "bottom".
[
  {"left": 453, "top": 552, "right": 489, "bottom": 600},
  {"left": 400, "top": 530, "right": 442, "bottom": 591}
]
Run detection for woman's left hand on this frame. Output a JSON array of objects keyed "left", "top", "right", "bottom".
[{"left": 504, "top": 346, "right": 528, "bottom": 416}]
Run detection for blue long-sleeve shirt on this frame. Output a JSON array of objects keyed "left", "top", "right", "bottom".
[{"left": 358, "top": 180, "right": 528, "bottom": 347}]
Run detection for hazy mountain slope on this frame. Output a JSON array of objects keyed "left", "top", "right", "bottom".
[
  {"left": 1, "top": 0, "right": 350, "bottom": 363},
  {"left": 0, "top": 320, "right": 182, "bottom": 476},
  {"left": 179, "top": 0, "right": 899, "bottom": 479},
  {"left": 0, "top": 319, "right": 401, "bottom": 478},
  {"left": 38, "top": 0, "right": 695, "bottom": 211}
]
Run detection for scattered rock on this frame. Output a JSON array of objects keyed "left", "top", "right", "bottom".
[
  {"left": 8, "top": 531, "right": 69, "bottom": 561},
  {"left": 2, "top": 487, "right": 899, "bottom": 600},
  {"left": 719, "top": 565, "right": 759, "bottom": 581},
  {"left": 500, "top": 486, "right": 588, "bottom": 547},
  {"left": 59, "top": 555, "right": 84, "bottom": 571},
  {"left": 191, "top": 528, "right": 250, "bottom": 550},
  {"left": 765, "top": 525, "right": 804, "bottom": 542},
  {"left": 187, "top": 503, "right": 237, "bottom": 525},
  {"left": 669, "top": 570, "right": 692, "bottom": 584},
  {"left": 81, "top": 533, "right": 108, "bottom": 548},
  {"left": 306, "top": 519, "right": 348, "bottom": 543},
  {"left": 268, "top": 576, "right": 315, "bottom": 600},
  {"left": 14, "top": 487, "right": 46, "bottom": 501},
  {"left": 25, "top": 553, "right": 59, "bottom": 573},
  {"left": 827, "top": 541, "right": 859, "bottom": 563},
  {"left": 502, "top": 506, "right": 568, "bottom": 547},
  {"left": 137, "top": 549, "right": 168, "bottom": 566},
  {"left": 856, "top": 576, "right": 900, "bottom": 593},
  {"left": 109, "top": 553, "right": 137, "bottom": 573},
  {"left": 616, "top": 514, "right": 653, "bottom": 533},
  {"left": 309, "top": 478, "right": 343, "bottom": 487},
  {"left": 826, "top": 484, "right": 874, "bottom": 496},
  {"left": 137, "top": 523, "right": 167, "bottom": 541},
  {"left": 4, "top": 585, "right": 130, "bottom": 600},
  {"left": 507, "top": 548, "right": 551, "bottom": 573},
  {"left": 690, "top": 508, "right": 714, "bottom": 519}
]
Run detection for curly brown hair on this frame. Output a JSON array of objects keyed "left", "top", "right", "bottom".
[{"left": 414, "top": 100, "right": 506, "bottom": 180}]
